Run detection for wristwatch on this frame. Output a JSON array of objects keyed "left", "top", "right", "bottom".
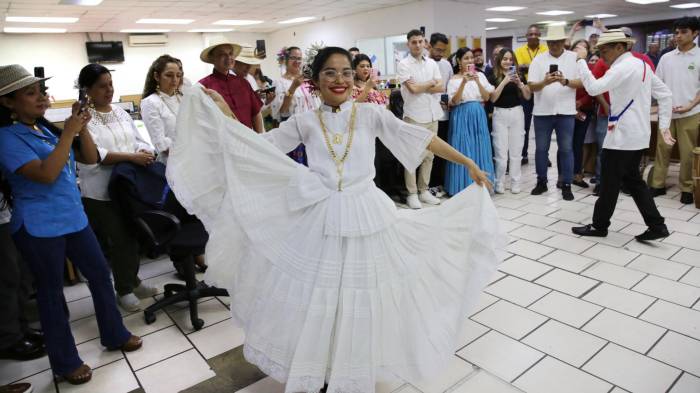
[
  {"left": 563, "top": 78, "right": 569, "bottom": 86},
  {"left": 285, "top": 90, "right": 293, "bottom": 97}
]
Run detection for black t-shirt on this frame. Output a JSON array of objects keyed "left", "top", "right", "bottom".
[{"left": 487, "top": 74, "right": 522, "bottom": 109}]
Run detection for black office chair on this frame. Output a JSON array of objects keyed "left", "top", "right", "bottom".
[{"left": 109, "top": 162, "right": 228, "bottom": 330}]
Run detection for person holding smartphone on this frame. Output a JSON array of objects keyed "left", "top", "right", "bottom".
[
  {"left": 445, "top": 47, "right": 495, "bottom": 196},
  {"left": 351, "top": 54, "right": 387, "bottom": 105},
  {"left": 77, "top": 64, "right": 159, "bottom": 312},
  {"left": 527, "top": 25, "right": 583, "bottom": 201},
  {"left": 0, "top": 64, "right": 142, "bottom": 385},
  {"left": 488, "top": 48, "right": 531, "bottom": 194}
]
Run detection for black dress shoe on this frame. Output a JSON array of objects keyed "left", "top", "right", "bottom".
[
  {"left": 547, "top": 159, "right": 552, "bottom": 167},
  {"left": 0, "top": 338, "right": 45, "bottom": 361},
  {"left": 593, "top": 184, "right": 600, "bottom": 196},
  {"left": 521, "top": 157, "right": 529, "bottom": 165},
  {"left": 649, "top": 187, "right": 666, "bottom": 197},
  {"left": 680, "top": 192, "right": 694, "bottom": 205},
  {"left": 24, "top": 328, "right": 44, "bottom": 344},
  {"left": 561, "top": 184, "right": 574, "bottom": 201},
  {"left": 556, "top": 181, "right": 563, "bottom": 189},
  {"left": 635, "top": 226, "right": 670, "bottom": 242},
  {"left": 572, "top": 224, "right": 608, "bottom": 237},
  {"left": 0, "top": 382, "right": 33, "bottom": 393},
  {"left": 620, "top": 184, "right": 631, "bottom": 195},
  {"left": 531, "top": 181, "right": 548, "bottom": 195}
]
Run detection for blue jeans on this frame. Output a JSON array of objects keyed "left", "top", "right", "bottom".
[
  {"left": 595, "top": 114, "right": 609, "bottom": 180},
  {"left": 12, "top": 226, "right": 130, "bottom": 375},
  {"left": 534, "top": 115, "right": 575, "bottom": 184}
]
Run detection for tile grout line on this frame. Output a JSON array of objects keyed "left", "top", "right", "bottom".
[
  {"left": 508, "top": 353, "right": 546, "bottom": 385},
  {"left": 579, "top": 341, "right": 609, "bottom": 370},
  {"left": 664, "top": 371, "right": 685, "bottom": 393},
  {"left": 644, "top": 329, "right": 669, "bottom": 356},
  {"left": 578, "top": 307, "right": 606, "bottom": 331},
  {"left": 636, "top": 298, "right": 659, "bottom": 319}
]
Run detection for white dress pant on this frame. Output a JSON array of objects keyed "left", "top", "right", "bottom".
[{"left": 492, "top": 106, "right": 525, "bottom": 188}]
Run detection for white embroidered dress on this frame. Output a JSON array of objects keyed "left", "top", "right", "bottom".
[{"left": 167, "top": 87, "right": 503, "bottom": 393}]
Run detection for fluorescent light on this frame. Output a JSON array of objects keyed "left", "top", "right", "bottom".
[
  {"left": 625, "top": 0, "right": 669, "bottom": 4},
  {"left": 58, "top": 0, "right": 103, "bottom": 5},
  {"left": 485, "top": 18, "right": 516, "bottom": 22},
  {"left": 188, "top": 28, "right": 235, "bottom": 33},
  {"left": 212, "top": 19, "right": 263, "bottom": 26},
  {"left": 4, "top": 27, "right": 67, "bottom": 33},
  {"left": 485, "top": 6, "right": 526, "bottom": 11},
  {"left": 136, "top": 18, "right": 194, "bottom": 25},
  {"left": 547, "top": 21, "right": 568, "bottom": 26},
  {"left": 671, "top": 3, "right": 700, "bottom": 8},
  {"left": 278, "top": 17, "right": 316, "bottom": 24},
  {"left": 120, "top": 29, "right": 171, "bottom": 33},
  {"left": 6, "top": 16, "right": 79, "bottom": 23},
  {"left": 485, "top": 27, "right": 499, "bottom": 31},
  {"left": 536, "top": 10, "right": 574, "bottom": 16},
  {"left": 585, "top": 14, "right": 618, "bottom": 18}
]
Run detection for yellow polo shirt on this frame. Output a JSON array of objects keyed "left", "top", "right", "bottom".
[{"left": 514, "top": 42, "right": 548, "bottom": 77}]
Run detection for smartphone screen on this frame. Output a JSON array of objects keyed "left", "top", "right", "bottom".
[
  {"left": 440, "top": 93, "right": 448, "bottom": 104},
  {"left": 467, "top": 64, "right": 475, "bottom": 73},
  {"left": 549, "top": 64, "right": 558, "bottom": 74},
  {"left": 256, "top": 40, "right": 266, "bottom": 58},
  {"left": 509, "top": 65, "right": 517, "bottom": 75}
]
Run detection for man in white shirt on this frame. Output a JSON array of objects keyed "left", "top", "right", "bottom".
[
  {"left": 572, "top": 30, "right": 673, "bottom": 241},
  {"left": 428, "top": 32, "right": 453, "bottom": 191},
  {"left": 397, "top": 29, "right": 445, "bottom": 209},
  {"left": 649, "top": 16, "right": 700, "bottom": 205},
  {"left": 527, "top": 25, "right": 583, "bottom": 201}
]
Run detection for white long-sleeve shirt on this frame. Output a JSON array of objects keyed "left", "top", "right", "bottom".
[
  {"left": 140, "top": 92, "right": 181, "bottom": 162},
  {"left": 577, "top": 52, "right": 672, "bottom": 151}
]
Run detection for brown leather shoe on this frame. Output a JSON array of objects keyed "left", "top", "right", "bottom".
[
  {"left": 61, "top": 364, "right": 92, "bottom": 385},
  {"left": 0, "top": 383, "right": 33, "bottom": 393},
  {"left": 112, "top": 335, "right": 142, "bottom": 352}
]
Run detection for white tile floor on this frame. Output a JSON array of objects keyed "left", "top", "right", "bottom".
[{"left": 1, "top": 144, "right": 699, "bottom": 393}]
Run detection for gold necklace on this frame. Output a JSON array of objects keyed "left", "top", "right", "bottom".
[{"left": 317, "top": 103, "right": 357, "bottom": 191}]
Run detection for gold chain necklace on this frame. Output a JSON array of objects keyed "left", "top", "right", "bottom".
[{"left": 317, "top": 103, "right": 357, "bottom": 191}]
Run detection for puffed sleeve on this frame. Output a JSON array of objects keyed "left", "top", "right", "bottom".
[
  {"left": 262, "top": 114, "right": 303, "bottom": 153},
  {"left": 140, "top": 96, "right": 173, "bottom": 153},
  {"left": 447, "top": 78, "right": 461, "bottom": 100},
  {"left": 0, "top": 129, "right": 39, "bottom": 173},
  {"left": 479, "top": 72, "right": 495, "bottom": 93},
  {"left": 370, "top": 104, "right": 433, "bottom": 171}
]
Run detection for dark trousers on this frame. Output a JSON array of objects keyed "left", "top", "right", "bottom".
[
  {"left": 573, "top": 113, "right": 591, "bottom": 175},
  {"left": 593, "top": 149, "right": 665, "bottom": 230},
  {"left": 430, "top": 120, "right": 450, "bottom": 187},
  {"left": 12, "top": 225, "right": 130, "bottom": 375},
  {"left": 0, "top": 223, "right": 32, "bottom": 348},
  {"left": 82, "top": 198, "right": 141, "bottom": 296},
  {"left": 521, "top": 97, "right": 534, "bottom": 158}
]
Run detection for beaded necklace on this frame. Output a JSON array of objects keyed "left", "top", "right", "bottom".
[
  {"left": 316, "top": 103, "right": 357, "bottom": 191},
  {"left": 90, "top": 107, "right": 130, "bottom": 149}
]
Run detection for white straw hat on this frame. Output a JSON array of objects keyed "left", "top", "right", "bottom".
[
  {"left": 541, "top": 25, "right": 568, "bottom": 41},
  {"left": 595, "top": 29, "right": 636, "bottom": 49},
  {"left": 235, "top": 46, "right": 263, "bottom": 65},
  {"left": 200, "top": 38, "right": 242, "bottom": 64},
  {"left": 0, "top": 64, "right": 51, "bottom": 96}
]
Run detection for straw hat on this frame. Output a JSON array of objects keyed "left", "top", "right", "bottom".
[
  {"left": 235, "top": 45, "right": 263, "bottom": 65},
  {"left": 541, "top": 25, "right": 567, "bottom": 41},
  {"left": 595, "top": 29, "right": 636, "bottom": 49},
  {"left": 199, "top": 38, "right": 242, "bottom": 64},
  {"left": 0, "top": 64, "right": 51, "bottom": 97}
]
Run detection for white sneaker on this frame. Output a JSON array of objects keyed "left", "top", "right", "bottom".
[
  {"left": 494, "top": 182, "right": 505, "bottom": 194},
  {"left": 406, "top": 194, "right": 422, "bottom": 209},
  {"left": 133, "top": 282, "right": 158, "bottom": 299},
  {"left": 118, "top": 293, "right": 141, "bottom": 312},
  {"left": 511, "top": 183, "right": 521, "bottom": 194},
  {"left": 419, "top": 190, "right": 441, "bottom": 205}
]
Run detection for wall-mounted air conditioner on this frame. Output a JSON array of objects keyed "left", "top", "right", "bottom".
[{"left": 128, "top": 34, "right": 168, "bottom": 47}]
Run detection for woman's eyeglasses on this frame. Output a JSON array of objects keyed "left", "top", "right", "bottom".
[{"left": 320, "top": 69, "right": 354, "bottom": 81}]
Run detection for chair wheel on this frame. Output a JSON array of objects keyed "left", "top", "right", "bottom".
[
  {"left": 144, "top": 312, "right": 156, "bottom": 325},
  {"left": 192, "top": 318, "right": 204, "bottom": 330}
]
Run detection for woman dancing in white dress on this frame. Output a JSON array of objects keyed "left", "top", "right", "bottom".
[{"left": 167, "top": 47, "right": 504, "bottom": 393}]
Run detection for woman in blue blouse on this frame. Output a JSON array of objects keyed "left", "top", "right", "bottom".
[{"left": 0, "top": 65, "right": 142, "bottom": 385}]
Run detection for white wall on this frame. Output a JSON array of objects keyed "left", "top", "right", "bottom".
[
  {"left": 0, "top": 31, "right": 269, "bottom": 100},
  {"left": 261, "top": 0, "right": 486, "bottom": 77}
]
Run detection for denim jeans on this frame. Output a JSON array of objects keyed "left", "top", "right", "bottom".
[
  {"left": 521, "top": 97, "right": 534, "bottom": 158},
  {"left": 533, "top": 115, "right": 575, "bottom": 184}
]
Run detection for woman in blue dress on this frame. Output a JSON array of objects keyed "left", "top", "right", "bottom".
[{"left": 445, "top": 47, "right": 496, "bottom": 195}]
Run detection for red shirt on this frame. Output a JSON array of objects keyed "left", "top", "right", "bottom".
[
  {"left": 199, "top": 69, "right": 262, "bottom": 129},
  {"left": 591, "top": 52, "right": 656, "bottom": 115}
]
